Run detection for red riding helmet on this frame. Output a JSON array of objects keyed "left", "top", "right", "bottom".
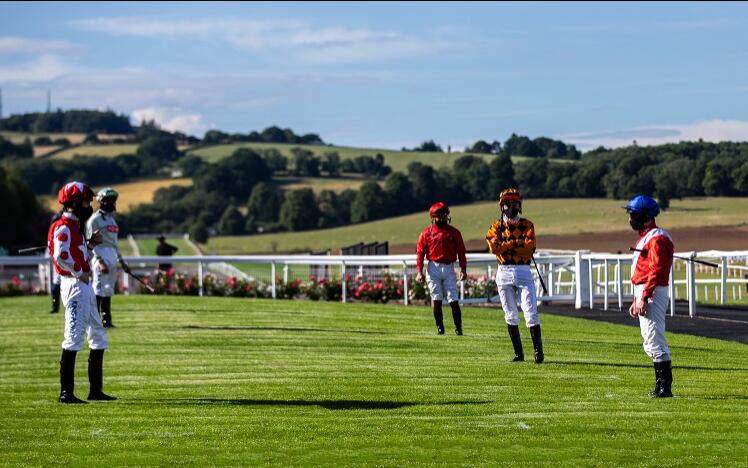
[
  {"left": 57, "top": 181, "right": 94, "bottom": 206},
  {"left": 429, "top": 202, "right": 449, "bottom": 217}
]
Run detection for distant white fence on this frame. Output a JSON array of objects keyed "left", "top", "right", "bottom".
[{"left": 2, "top": 250, "right": 747, "bottom": 317}]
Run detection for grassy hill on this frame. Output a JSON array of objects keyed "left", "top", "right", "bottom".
[
  {"left": 40, "top": 178, "right": 193, "bottom": 213},
  {"left": 273, "top": 174, "right": 373, "bottom": 193},
  {"left": 52, "top": 143, "right": 139, "bottom": 159},
  {"left": 1, "top": 296, "right": 745, "bottom": 465},
  {"left": 204, "top": 197, "right": 748, "bottom": 255},
  {"left": 187, "top": 142, "right": 527, "bottom": 173},
  {"left": 0, "top": 131, "right": 87, "bottom": 145}
]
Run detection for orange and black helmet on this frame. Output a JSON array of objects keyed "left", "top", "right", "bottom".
[{"left": 498, "top": 188, "right": 522, "bottom": 205}]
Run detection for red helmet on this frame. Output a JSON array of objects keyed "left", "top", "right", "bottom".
[
  {"left": 57, "top": 181, "right": 94, "bottom": 205},
  {"left": 429, "top": 202, "right": 449, "bottom": 217}
]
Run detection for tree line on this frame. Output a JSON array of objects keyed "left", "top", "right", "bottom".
[
  {"left": 116, "top": 148, "right": 517, "bottom": 241},
  {"left": 0, "top": 109, "right": 133, "bottom": 134}
]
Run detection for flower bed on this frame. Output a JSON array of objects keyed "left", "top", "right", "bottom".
[{"left": 129, "top": 270, "right": 498, "bottom": 304}]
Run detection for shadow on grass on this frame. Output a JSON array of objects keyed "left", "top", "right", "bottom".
[
  {"left": 552, "top": 339, "right": 720, "bottom": 352},
  {"left": 151, "top": 398, "right": 491, "bottom": 410},
  {"left": 182, "top": 325, "right": 385, "bottom": 335},
  {"left": 550, "top": 360, "right": 748, "bottom": 371},
  {"left": 688, "top": 395, "right": 748, "bottom": 400}
]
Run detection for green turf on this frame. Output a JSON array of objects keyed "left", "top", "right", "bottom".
[
  {"left": 187, "top": 142, "right": 533, "bottom": 173},
  {"left": 205, "top": 197, "right": 748, "bottom": 254},
  {"left": 1, "top": 296, "right": 746, "bottom": 466}
]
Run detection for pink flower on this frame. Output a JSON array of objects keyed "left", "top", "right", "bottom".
[
  {"left": 309, "top": 275, "right": 317, "bottom": 282},
  {"left": 10, "top": 276, "right": 21, "bottom": 287},
  {"left": 396, "top": 288, "right": 402, "bottom": 296}
]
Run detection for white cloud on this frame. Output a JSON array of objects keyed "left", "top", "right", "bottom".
[
  {"left": 0, "top": 36, "right": 76, "bottom": 54},
  {"left": 0, "top": 54, "right": 72, "bottom": 81},
  {"left": 131, "top": 107, "right": 206, "bottom": 136},
  {"left": 70, "top": 17, "right": 446, "bottom": 63},
  {"left": 562, "top": 119, "right": 748, "bottom": 150}
]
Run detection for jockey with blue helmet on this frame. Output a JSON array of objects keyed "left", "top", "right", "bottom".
[{"left": 623, "top": 194, "right": 675, "bottom": 398}]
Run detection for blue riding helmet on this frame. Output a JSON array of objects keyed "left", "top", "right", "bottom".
[{"left": 623, "top": 195, "right": 660, "bottom": 217}]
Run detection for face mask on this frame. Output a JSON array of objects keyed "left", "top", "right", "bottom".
[
  {"left": 503, "top": 207, "right": 520, "bottom": 219},
  {"left": 629, "top": 213, "right": 648, "bottom": 231},
  {"left": 432, "top": 216, "right": 447, "bottom": 227}
]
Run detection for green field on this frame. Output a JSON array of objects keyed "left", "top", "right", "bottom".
[
  {"left": 187, "top": 142, "right": 528, "bottom": 173},
  {"left": 274, "top": 174, "right": 372, "bottom": 193},
  {"left": 1, "top": 296, "right": 745, "bottom": 465},
  {"left": 205, "top": 197, "right": 748, "bottom": 254},
  {"left": 52, "top": 143, "right": 139, "bottom": 159}
]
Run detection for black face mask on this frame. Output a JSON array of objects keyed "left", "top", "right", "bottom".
[
  {"left": 100, "top": 202, "right": 116, "bottom": 213},
  {"left": 502, "top": 207, "right": 520, "bottom": 219},
  {"left": 629, "top": 213, "right": 648, "bottom": 231}
]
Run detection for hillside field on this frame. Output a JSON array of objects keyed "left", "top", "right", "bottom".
[
  {"left": 40, "top": 178, "right": 193, "bottom": 213},
  {"left": 0, "top": 296, "right": 745, "bottom": 466},
  {"left": 204, "top": 197, "right": 748, "bottom": 255},
  {"left": 0, "top": 131, "right": 87, "bottom": 145},
  {"left": 187, "top": 142, "right": 530, "bottom": 173}
]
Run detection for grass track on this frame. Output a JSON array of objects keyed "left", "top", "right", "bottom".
[{"left": 1, "top": 296, "right": 746, "bottom": 466}]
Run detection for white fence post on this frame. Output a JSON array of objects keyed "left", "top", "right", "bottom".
[
  {"left": 720, "top": 257, "right": 727, "bottom": 305},
  {"left": 574, "top": 251, "right": 589, "bottom": 309},
  {"left": 616, "top": 259, "right": 623, "bottom": 311},
  {"left": 283, "top": 264, "right": 289, "bottom": 285},
  {"left": 603, "top": 259, "right": 609, "bottom": 311},
  {"left": 123, "top": 270, "right": 130, "bottom": 296},
  {"left": 669, "top": 262, "right": 675, "bottom": 316},
  {"left": 198, "top": 262, "right": 204, "bottom": 297},
  {"left": 271, "top": 262, "right": 276, "bottom": 299},
  {"left": 588, "top": 258, "right": 594, "bottom": 310},
  {"left": 402, "top": 261, "right": 409, "bottom": 306},
  {"left": 687, "top": 254, "right": 696, "bottom": 317},
  {"left": 341, "top": 261, "right": 347, "bottom": 303}
]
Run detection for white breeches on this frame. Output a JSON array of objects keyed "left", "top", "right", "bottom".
[
  {"left": 425, "top": 261, "right": 459, "bottom": 304},
  {"left": 495, "top": 265, "right": 540, "bottom": 327},
  {"left": 634, "top": 284, "right": 671, "bottom": 363},
  {"left": 93, "top": 247, "right": 118, "bottom": 297},
  {"left": 61, "top": 276, "right": 108, "bottom": 351}
]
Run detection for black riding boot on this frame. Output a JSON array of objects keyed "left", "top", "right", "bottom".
[
  {"left": 507, "top": 325, "right": 524, "bottom": 361},
  {"left": 652, "top": 361, "right": 673, "bottom": 398},
  {"left": 101, "top": 296, "right": 114, "bottom": 328},
  {"left": 87, "top": 349, "right": 117, "bottom": 401},
  {"left": 649, "top": 362, "right": 663, "bottom": 397},
  {"left": 49, "top": 283, "right": 61, "bottom": 314},
  {"left": 59, "top": 350, "right": 86, "bottom": 404},
  {"left": 433, "top": 300, "right": 445, "bottom": 335},
  {"left": 530, "top": 324, "right": 544, "bottom": 364},
  {"left": 450, "top": 301, "right": 463, "bottom": 336}
]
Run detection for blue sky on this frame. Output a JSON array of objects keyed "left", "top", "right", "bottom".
[{"left": 2, "top": 1, "right": 748, "bottom": 150}]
